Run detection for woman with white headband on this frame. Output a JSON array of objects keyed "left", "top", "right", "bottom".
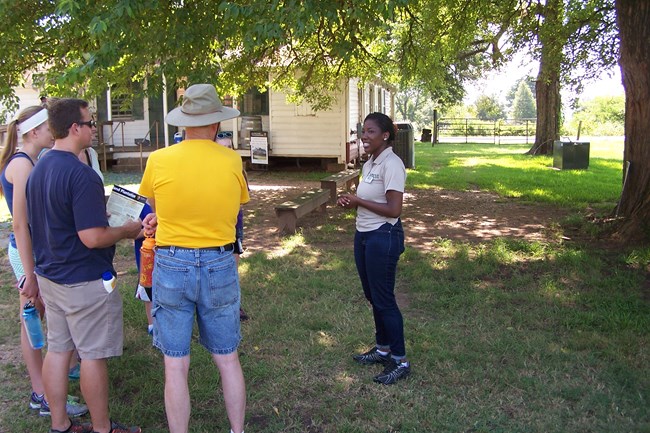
[{"left": 0, "top": 106, "right": 87, "bottom": 419}]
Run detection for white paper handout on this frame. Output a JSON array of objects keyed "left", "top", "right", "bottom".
[{"left": 106, "top": 185, "right": 147, "bottom": 227}]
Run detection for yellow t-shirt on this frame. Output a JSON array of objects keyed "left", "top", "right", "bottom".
[{"left": 139, "top": 139, "right": 250, "bottom": 248}]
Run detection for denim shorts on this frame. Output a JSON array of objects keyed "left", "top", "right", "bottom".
[{"left": 151, "top": 246, "right": 241, "bottom": 357}]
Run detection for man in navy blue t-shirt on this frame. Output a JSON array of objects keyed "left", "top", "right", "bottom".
[{"left": 26, "top": 98, "right": 142, "bottom": 433}]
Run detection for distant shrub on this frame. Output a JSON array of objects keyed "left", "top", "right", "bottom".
[{"left": 568, "top": 96, "right": 624, "bottom": 136}]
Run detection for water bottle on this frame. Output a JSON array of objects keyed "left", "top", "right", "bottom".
[
  {"left": 102, "top": 271, "right": 116, "bottom": 293},
  {"left": 139, "top": 236, "right": 155, "bottom": 289},
  {"left": 23, "top": 301, "right": 45, "bottom": 349},
  {"left": 173, "top": 132, "right": 183, "bottom": 144}
]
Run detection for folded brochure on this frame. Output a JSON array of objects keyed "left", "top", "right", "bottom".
[{"left": 106, "top": 185, "right": 147, "bottom": 227}]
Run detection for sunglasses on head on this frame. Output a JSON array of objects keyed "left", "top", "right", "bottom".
[{"left": 216, "top": 131, "right": 233, "bottom": 139}]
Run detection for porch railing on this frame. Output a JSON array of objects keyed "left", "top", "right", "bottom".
[
  {"left": 97, "top": 121, "right": 126, "bottom": 172},
  {"left": 138, "top": 121, "right": 161, "bottom": 172}
]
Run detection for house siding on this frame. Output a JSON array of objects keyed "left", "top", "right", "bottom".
[
  {"left": 13, "top": 87, "right": 42, "bottom": 111},
  {"left": 266, "top": 86, "right": 347, "bottom": 161},
  {"left": 349, "top": 78, "right": 360, "bottom": 131}
]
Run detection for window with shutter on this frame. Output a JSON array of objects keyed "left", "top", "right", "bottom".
[{"left": 109, "top": 82, "right": 144, "bottom": 121}]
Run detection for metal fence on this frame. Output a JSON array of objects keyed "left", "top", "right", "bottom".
[{"left": 435, "top": 118, "right": 536, "bottom": 144}]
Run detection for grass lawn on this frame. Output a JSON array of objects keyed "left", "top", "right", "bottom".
[
  {"left": 1, "top": 139, "right": 648, "bottom": 432},
  {"left": 0, "top": 137, "right": 626, "bottom": 222},
  {"left": 408, "top": 137, "right": 624, "bottom": 211}
]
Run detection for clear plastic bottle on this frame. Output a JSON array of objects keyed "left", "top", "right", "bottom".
[
  {"left": 102, "top": 271, "right": 116, "bottom": 293},
  {"left": 22, "top": 301, "right": 45, "bottom": 349}
]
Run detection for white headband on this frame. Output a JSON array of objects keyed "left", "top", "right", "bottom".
[{"left": 18, "top": 109, "right": 48, "bottom": 135}]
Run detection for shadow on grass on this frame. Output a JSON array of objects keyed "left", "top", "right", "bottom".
[
  {"left": 409, "top": 143, "right": 622, "bottom": 209},
  {"left": 1, "top": 141, "right": 646, "bottom": 432},
  {"left": 0, "top": 226, "right": 648, "bottom": 432}
]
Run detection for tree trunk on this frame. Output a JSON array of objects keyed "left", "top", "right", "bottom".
[
  {"left": 527, "top": 0, "right": 563, "bottom": 155},
  {"left": 530, "top": 55, "right": 561, "bottom": 155},
  {"left": 614, "top": 0, "right": 650, "bottom": 242}
]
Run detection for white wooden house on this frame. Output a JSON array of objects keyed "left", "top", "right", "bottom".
[
  {"left": 5, "top": 77, "right": 395, "bottom": 170},
  {"left": 252, "top": 78, "right": 395, "bottom": 165}
]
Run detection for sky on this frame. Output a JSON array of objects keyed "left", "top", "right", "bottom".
[{"left": 464, "top": 57, "right": 624, "bottom": 109}]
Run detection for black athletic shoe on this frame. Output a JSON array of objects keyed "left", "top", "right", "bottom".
[
  {"left": 352, "top": 347, "right": 390, "bottom": 365},
  {"left": 373, "top": 359, "right": 411, "bottom": 385}
]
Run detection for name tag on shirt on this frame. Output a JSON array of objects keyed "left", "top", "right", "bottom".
[{"left": 364, "top": 173, "right": 379, "bottom": 183}]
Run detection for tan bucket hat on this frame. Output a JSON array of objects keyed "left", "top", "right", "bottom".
[{"left": 165, "top": 84, "right": 240, "bottom": 127}]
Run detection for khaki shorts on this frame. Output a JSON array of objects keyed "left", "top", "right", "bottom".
[{"left": 37, "top": 275, "right": 123, "bottom": 360}]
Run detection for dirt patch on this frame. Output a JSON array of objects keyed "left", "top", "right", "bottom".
[
  {"left": 0, "top": 173, "right": 569, "bottom": 252},
  {"left": 241, "top": 171, "right": 569, "bottom": 254},
  {"left": 401, "top": 188, "right": 568, "bottom": 247}
]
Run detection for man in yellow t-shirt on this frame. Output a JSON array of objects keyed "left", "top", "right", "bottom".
[{"left": 139, "top": 84, "right": 249, "bottom": 433}]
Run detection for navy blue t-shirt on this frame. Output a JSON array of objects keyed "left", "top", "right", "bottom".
[{"left": 26, "top": 149, "right": 114, "bottom": 284}]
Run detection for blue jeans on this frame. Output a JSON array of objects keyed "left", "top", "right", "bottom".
[
  {"left": 354, "top": 220, "right": 406, "bottom": 357},
  {"left": 151, "top": 246, "right": 241, "bottom": 357}
]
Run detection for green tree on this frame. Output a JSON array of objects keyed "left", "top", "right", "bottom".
[
  {"left": 0, "top": 1, "right": 514, "bottom": 118},
  {"left": 569, "top": 95, "right": 624, "bottom": 135},
  {"left": 508, "top": 0, "right": 618, "bottom": 155},
  {"left": 614, "top": 0, "right": 650, "bottom": 241},
  {"left": 505, "top": 76, "right": 536, "bottom": 110},
  {"left": 441, "top": 103, "right": 476, "bottom": 119},
  {"left": 389, "top": 1, "right": 514, "bottom": 102},
  {"left": 0, "top": 1, "right": 412, "bottom": 114},
  {"left": 475, "top": 95, "right": 505, "bottom": 120},
  {"left": 392, "top": 1, "right": 617, "bottom": 155},
  {"left": 395, "top": 88, "right": 435, "bottom": 131},
  {"left": 511, "top": 80, "right": 537, "bottom": 119}
]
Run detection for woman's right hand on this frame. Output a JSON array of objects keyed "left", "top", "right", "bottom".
[
  {"left": 19, "top": 273, "right": 39, "bottom": 300},
  {"left": 337, "top": 193, "right": 358, "bottom": 209}
]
